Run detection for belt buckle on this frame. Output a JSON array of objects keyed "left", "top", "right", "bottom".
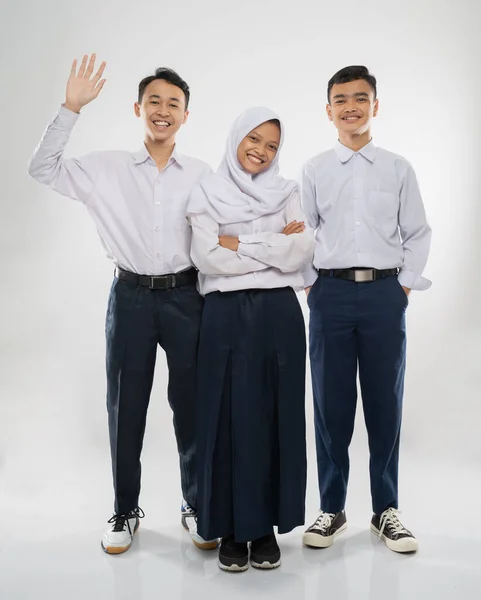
[
  {"left": 170, "top": 275, "right": 176, "bottom": 288},
  {"left": 354, "top": 269, "right": 375, "bottom": 283}
]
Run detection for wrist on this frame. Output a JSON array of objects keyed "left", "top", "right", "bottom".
[{"left": 63, "top": 101, "right": 82, "bottom": 114}]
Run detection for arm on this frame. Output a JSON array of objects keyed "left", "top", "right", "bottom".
[
  {"left": 236, "top": 190, "right": 315, "bottom": 273},
  {"left": 397, "top": 161, "right": 432, "bottom": 291},
  {"left": 27, "top": 54, "right": 107, "bottom": 203},
  {"left": 300, "top": 163, "right": 320, "bottom": 289},
  {"left": 190, "top": 213, "right": 270, "bottom": 276}
]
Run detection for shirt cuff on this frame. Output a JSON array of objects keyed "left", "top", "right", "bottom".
[
  {"left": 398, "top": 268, "right": 432, "bottom": 291},
  {"left": 237, "top": 242, "right": 257, "bottom": 259},
  {"left": 238, "top": 232, "right": 289, "bottom": 247},
  {"left": 302, "top": 263, "right": 318, "bottom": 288},
  {"left": 57, "top": 104, "right": 81, "bottom": 126}
]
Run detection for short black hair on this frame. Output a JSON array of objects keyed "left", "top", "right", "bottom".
[
  {"left": 327, "top": 66, "right": 377, "bottom": 103},
  {"left": 138, "top": 68, "right": 190, "bottom": 109}
]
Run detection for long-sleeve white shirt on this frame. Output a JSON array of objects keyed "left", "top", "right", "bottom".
[
  {"left": 189, "top": 190, "right": 315, "bottom": 295},
  {"left": 28, "top": 105, "right": 212, "bottom": 275},
  {"left": 301, "top": 140, "right": 432, "bottom": 290}
]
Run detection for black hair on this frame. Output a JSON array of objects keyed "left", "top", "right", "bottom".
[
  {"left": 138, "top": 67, "right": 190, "bottom": 109},
  {"left": 327, "top": 66, "right": 377, "bottom": 103}
]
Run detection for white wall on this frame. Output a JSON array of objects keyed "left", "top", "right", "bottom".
[{"left": 1, "top": 0, "right": 480, "bottom": 529}]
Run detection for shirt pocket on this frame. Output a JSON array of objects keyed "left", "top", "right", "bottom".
[{"left": 367, "top": 191, "right": 399, "bottom": 232}]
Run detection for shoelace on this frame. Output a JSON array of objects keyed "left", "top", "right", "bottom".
[
  {"left": 313, "top": 511, "right": 336, "bottom": 532},
  {"left": 108, "top": 507, "right": 145, "bottom": 533},
  {"left": 378, "top": 508, "right": 409, "bottom": 539},
  {"left": 182, "top": 503, "right": 199, "bottom": 534}
]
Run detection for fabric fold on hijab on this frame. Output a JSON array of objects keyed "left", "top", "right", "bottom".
[{"left": 188, "top": 106, "right": 298, "bottom": 224}]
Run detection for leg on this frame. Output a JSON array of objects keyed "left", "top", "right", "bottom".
[
  {"left": 357, "top": 276, "right": 407, "bottom": 515},
  {"left": 156, "top": 284, "right": 203, "bottom": 509},
  {"left": 106, "top": 279, "right": 158, "bottom": 515},
  {"left": 308, "top": 276, "right": 358, "bottom": 513}
]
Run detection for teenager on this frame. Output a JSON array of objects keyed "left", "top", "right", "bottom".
[
  {"left": 188, "top": 107, "right": 315, "bottom": 571},
  {"left": 28, "top": 54, "right": 216, "bottom": 554},
  {"left": 302, "top": 66, "right": 431, "bottom": 553}
]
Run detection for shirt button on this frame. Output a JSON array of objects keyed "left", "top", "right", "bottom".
[
  {"left": 356, "top": 221, "right": 360, "bottom": 226},
  {"left": 155, "top": 201, "right": 160, "bottom": 206},
  {"left": 155, "top": 226, "right": 160, "bottom": 232},
  {"left": 156, "top": 253, "right": 160, "bottom": 259},
  {"left": 357, "top": 248, "right": 361, "bottom": 252}
]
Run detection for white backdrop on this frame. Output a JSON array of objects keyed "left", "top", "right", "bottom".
[{"left": 1, "top": 1, "right": 480, "bottom": 599}]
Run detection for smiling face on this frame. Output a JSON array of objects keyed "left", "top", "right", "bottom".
[
  {"left": 236, "top": 120, "right": 281, "bottom": 175},
  {"left": 327, "top": 78, "right": 378, "bottom": 136},
  {"left": 134, "top": 79, "right": 188, "bottom": 144}
]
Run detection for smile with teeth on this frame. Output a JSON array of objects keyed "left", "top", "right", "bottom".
[
  {"left": 342, "top": 115, "right": 361, "bottom": 121},
  {"left": 247, "top": 154, "right": 264, "bottom": 165},
  {"left": 153, "top": 120, "right": 171, "bottom": 129}
]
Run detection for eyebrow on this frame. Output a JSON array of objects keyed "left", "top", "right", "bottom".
[
  {"left": 148, "top": 94, "right": 181, "bottom": 103},
  {"left": 250, "top": 130, "right": 279, "bottom": 145},
  {"left": 332, "top": 92, "right": 370, "bottom": 100}
]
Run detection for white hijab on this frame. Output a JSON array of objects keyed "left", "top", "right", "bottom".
[{"left": 188, "top": 107, "right": 297, "bottom": 224}]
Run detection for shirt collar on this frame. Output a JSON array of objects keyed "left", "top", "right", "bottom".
[
  {"left": 132, "top": 144, "right": 185, "bottom": 167},
  {"left": 334, "top": 139, "right": 376, "bottom": 163}
]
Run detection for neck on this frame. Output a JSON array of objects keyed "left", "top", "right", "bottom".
[
  {"left": 338, "top": 129, "right": 372, "bottom": 152},
  {"left": 144, "top": 137, "right": 176, "bottom": 170}
]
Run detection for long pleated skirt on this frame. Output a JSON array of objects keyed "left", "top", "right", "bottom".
[{"left": 196, "top": 287, "right": 307, "bottom": 543}]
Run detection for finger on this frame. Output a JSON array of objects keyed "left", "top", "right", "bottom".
[
  {"left": 78, "top": 54, "right": 88, "bottom": 78},
  {"left": 284, "top": 222, "right": 298, "bottom": 234},
  {"left": 70, "top": 58, "right": 78, "bottom": 78},
  {"left": 85, "top": 53, "right": 96, "bottom": 78},
  {"left": 92, "top": 61, "right": 106, "bottom": 84},
  {"left": 94, "top": 79, "right": 106, "bottom": 96}
]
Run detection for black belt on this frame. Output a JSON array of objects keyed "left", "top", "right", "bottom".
[
  {"left": 318, "top": 267, "right": 398, "bottom": 283},
  {"left": 115, "top": 267, "right": 197, "bottom": 290}
]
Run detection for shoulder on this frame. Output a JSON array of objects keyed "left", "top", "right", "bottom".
[
  {"left": 374, "top": 147, "right": 414, "bottom": 173},
  {"left": 177, "top": 154, "right": 213, "bottom": 177},
  {"left": 302, "top": 149, "right": 337, "bottom": 173}
]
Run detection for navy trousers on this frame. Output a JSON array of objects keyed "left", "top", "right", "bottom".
[
  {"left": 308, "top": 273, "right": 408, "bottom": 516},
  {"left": 105, "top": 276, "right": 203, "bottom": 515}
]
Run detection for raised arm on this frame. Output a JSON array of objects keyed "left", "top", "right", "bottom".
[{"left": 28, "top": 54, "right": 107, "bottom": 203}]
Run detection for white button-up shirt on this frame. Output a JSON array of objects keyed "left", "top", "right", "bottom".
[
  {"left": 28, "top": 106, "right": 212, "bottom": 275},
  {"left": 301, "top": 140, "right": 432, "bottom": 290},
  {"left": 189, "top": 191, "right": 315, "bottom": 295}
]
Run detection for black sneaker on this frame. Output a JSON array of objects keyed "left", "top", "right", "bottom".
[
  {"left": 218, "top": 535, "right": 249, "bottom": 572},
  {"left": 302, "top": 510, "right": 347, "bottom": 548},
  {"left": 371, "top": 508, "right": 418, "bottom": 553},
  {"left": 250, "top": 533, "right": 281, "bottom": 569}
]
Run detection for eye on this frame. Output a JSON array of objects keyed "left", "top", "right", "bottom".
[
  {"left": 268, "top": 145, "right": 278, "bottom": 152},
  {"left": 249, "top": 136, "right": 259, "bottom": 142},
  {"left": 169, "top": 104, "right": 179, "bottom": 108},
  {"left": 150, "top": 101, "right": 159, "bottom": 105},
  {"left": 358, "top": 97, "right": 367, "bottom": 102},
  {"left": 335, "top": 100, "right": 344, "bottom": 105}
]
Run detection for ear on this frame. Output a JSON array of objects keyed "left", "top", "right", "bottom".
[
  {"left": 373, "top": 98, "right": 379, "bottom": 118},
  {"left": 181, "top": 109, "right": 190, "bottom": 125},
  {"left": 134, "top": 102, "right": 141, "bottom": 118},
  {"left": 326, "top": 103, "right": 333, "bottom": 122}
]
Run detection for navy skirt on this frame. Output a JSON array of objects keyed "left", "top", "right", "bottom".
[{"left": 196, "top": 287, "right": 307, "bottom": 543}]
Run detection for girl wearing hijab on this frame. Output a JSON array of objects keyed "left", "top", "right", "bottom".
[{"left": 188, "top": 107, "right": 315, "bottom": 572}]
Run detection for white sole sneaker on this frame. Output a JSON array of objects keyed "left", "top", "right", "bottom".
[
  {"left": 181, "top": 520, "right": 219, "bottom": 550},
  {"left": 303, "top": 522, "right": 347, "bottom": 548},
  {"left": 218, "top": 558, "right": 249, "bottom": 572},
  {"left": 251, "top": 558, "right": 282, "bottom": 570},
  {"left": 101, "top": 520, "right": 140, "bottom": 555},
  {"left": 370, "top": 523, "right": 419, "bottom": 553}
]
